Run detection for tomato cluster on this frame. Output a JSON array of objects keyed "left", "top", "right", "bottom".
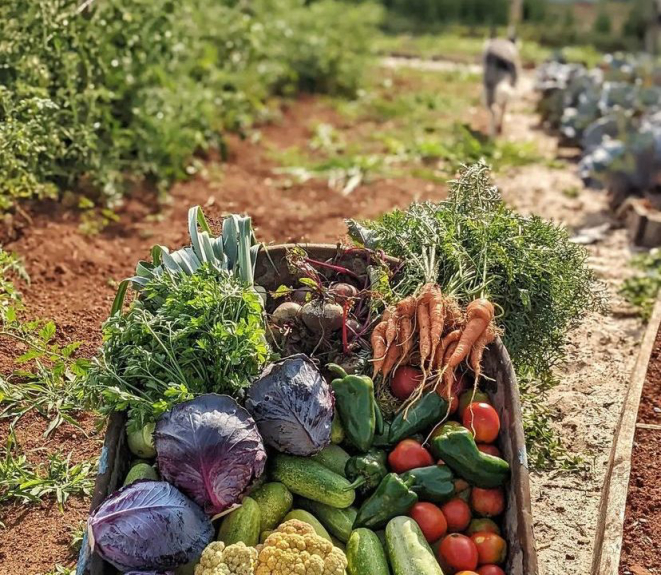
[{"left": 390, "top": 367, "right": 509, "bottom": 575}]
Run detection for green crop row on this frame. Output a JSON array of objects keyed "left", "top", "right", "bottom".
[{"left": 0, "top": 0, "right": 381, "bottom": 211}]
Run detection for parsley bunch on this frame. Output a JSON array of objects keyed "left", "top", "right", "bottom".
[{"left": 85, "top": 266, "right": 269, "bottom": 430}]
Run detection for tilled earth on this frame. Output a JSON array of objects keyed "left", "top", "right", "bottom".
[{"left": 0, "top": 63, "right": 645, "bottom": 574}]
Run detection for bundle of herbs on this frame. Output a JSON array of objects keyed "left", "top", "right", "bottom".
[
  {"left": 348, "top": 162, "right": 607, "bottom": 468},
  {"left": 84, "top": 266, "right": 269, "bottom": 430}
]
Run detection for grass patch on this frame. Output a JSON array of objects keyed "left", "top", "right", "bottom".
[
  {"left": 562, "top": 186, "right": 581, "bottom": 199},
  {"left": 620, "top": 249, "right": 661, "bottom": 321}
]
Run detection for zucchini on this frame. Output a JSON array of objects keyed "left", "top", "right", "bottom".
[
  {"left": 311, "top": 444, "right": 351, "bottom": 477},
  {"left": 271, "top": 454, "right": 355, "bottom": 508},
  {"left": 347, "top": 528, "right": 390, "bottom": 575},
  {"left": 251, "top": 482, "right": 294, "bottom": 531},
  {"left": 284, "top": 509, "right": 332, "bottom": 541},
  {"left": 298, "top": 498, "right": 357, "bottom": 542},
  {"left": 217, "top": 497, "right": 261, "bottom": 546},
  {"left": 386, "top": 516, "right": 444, "bottom": 575}
]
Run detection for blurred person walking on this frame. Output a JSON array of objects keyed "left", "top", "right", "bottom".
[{"left": 483, "top": 28, "right": 520, "bottom": 137}]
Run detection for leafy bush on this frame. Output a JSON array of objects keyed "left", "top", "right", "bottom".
[
  {"left": 0, "top": 0, "right": 380, "bottom": 210},
  {"left": 621, "top": 249, "right": 661, "bottom": 321}
]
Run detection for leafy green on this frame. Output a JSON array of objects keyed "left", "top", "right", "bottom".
[
  {"left": 620, "top": 248, "right": 661, "bottom": 321},
  {"left": 85, "top": 266, "right": 269, "bottom": 430}
]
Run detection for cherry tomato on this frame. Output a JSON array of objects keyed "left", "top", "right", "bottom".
[
  {"left": 388, "top": 439, "right": 434, "bottom": 473},
  {"left": 409, "top": 502, "right": 448, "bottom": 542},
  {"left": 477, "top": 565, "right": 506, "bottom": 575},
  {"left": 477, "top": 443, "right": 501, "bottom": 457},
  {"left": 471, "top": 532, "right": 507, "bottom": 565},
  {"left": 466, "top": 518, "right": 501, "bottom": 536},
  {"left": 458, "top": 390, "right": 490, "bottom": 418},
  {"left": 438, "top": 533, "right": 479, "bottom": 572},
  {"left": 470, "top": 487, "right": 505, "bottom": 517},
  {"left": 440, "top": 498, "right": 472, "bottom": 532},
  {"left": 462, "top": 402, "right": 500, "bottom": 443},
  {"left": 390, "top": 366, "right": 423, "bottom": 400}
]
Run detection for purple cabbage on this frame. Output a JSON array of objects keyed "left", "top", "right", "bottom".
[
  {"left": 155, "top": 394, "right": 266, "bottom": 516},
  {"left": 88, "top": 480, "right": 212, "bottom": 572},
  {"left": 124, "top": 572, "right": 174, "bottom": 575},
  {"left": 246, "top": 354, "right": 333, "bottom": 455}
]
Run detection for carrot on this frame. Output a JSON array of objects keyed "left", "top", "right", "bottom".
[
  {"left": 397, "top": 315, "right": 414, "bottom": 364},
  {"left": 382, "top": 341, "right": 401, "bottom": 380},
  {"left": 445, "top": 298, "right": 494, "bottom": 370},
  {"left": 436, "top": 339, "right": 459, "bottom": 401},
  {"left": 428, "top": 287, "right": 445, "bottom": 368},
  {"left": 384, "top": 306, "right": 398, "bottom": 349},
  {"left": 469, "top": 323, "right": 496, "bottom": 382},
  {"left": 417, "top": 300, "right": 431, "bottom": 371},
  {"left": 396, "top": 295, "right": 417, "bottom": 318},
  {"left": 444, "top": 298, "right": 464, "bottom": 330},
  {"left": 435, "top": 329, "right": 461, "bottom": 371},
  {"left": 370, "top": 321, "right": 388, "bottom": 377}
]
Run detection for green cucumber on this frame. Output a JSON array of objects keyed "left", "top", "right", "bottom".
[
  {"left": 251, "top": 482, "right": 293, "bottom": 531},
  {"left": 123, "top": 462, "right": 158, "bottom": 486},
  {"left": 284, "top": 509, "right": 332, "bottom": 541},
  {"left": 311, "top": 444, "right": 351, "bottom": 477},
  {"left": 331, "top": 415, "right": 345, "bottom": 444},
  {"left": 298, "top": 498, "right": 357, "bottom": 542},
  {"left": 347, "top": 528, "right": 390, "bottom": 575},
  {"left": 386, "top": 516, "right": 444, "bottom": 575},
  {"left": 217, "top": 497, "right": 261, "bottom": 546},
  {"left": 271, "top": 454, "right": 355, "bottom": 508}
]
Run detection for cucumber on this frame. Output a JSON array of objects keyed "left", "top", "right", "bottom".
[
  {"left": 127, "top": 422, "right": 156, "bottom": 458},
  {"left": 347, "top": 528, "right": 390, "bottom": 575},
  {"left": 251, "top": 482, "right": 294, "bottom": 531},
  {"left": 331, "top": 415, "right": 345, "bottom": 444},
  {"left": 311, "top": 444, "right": 351, "bottom": 477},
  {"left": 284, "top": 509, "right": 332, "bottom": 541},
  {"left": 298, "top": 498, "right": 357, "bottom": 542},
  {"left": 123, "top": 462, "right": 158, "bottom": 486},
  {"left": 271, "top": 454, "right": 355, "bottom": 508},
  {"left": 386, "top": 516, "right": 444, "bottom": 575},
  {"left": 217, "top": 497, "right": 261, "bottom": 546}
]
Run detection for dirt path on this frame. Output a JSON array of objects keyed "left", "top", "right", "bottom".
[{"left": 494, "top": 72, "right": 643, "bottom": 574}]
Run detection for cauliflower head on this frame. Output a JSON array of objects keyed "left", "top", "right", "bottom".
[
  {"left": 195, "top": 540, "right": 259, "bottom": 575},
  {"left": 255, "top": 519, "right": 348, "bottom": 575}
]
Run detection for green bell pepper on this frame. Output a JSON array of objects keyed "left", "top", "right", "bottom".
[
  {"left": 328, "top": 364, "right": 377, "bottom": 451},
  {"left": 401, "top": 464, "right": 455, "bottom": 504},
  {"left": 344, "top": 449, "right": 388, "bottom": 493},
  {"left": 353, "top": 473, "right": 418, "bottom": 530},
  {"left": 389, "top": 391, "right": 448, "bottom": 444}
]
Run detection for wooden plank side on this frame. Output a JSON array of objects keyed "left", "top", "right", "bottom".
[{"left": 591, "top": 296, "right": 661, "bottom": 575}]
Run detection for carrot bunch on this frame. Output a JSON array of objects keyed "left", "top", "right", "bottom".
[{"left": 371, "top": 284, "right": 497, "bottom": 401}]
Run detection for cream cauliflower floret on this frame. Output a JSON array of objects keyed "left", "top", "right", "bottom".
[{"left": 195, "top": 540, "right": 258, "bottom": 575}]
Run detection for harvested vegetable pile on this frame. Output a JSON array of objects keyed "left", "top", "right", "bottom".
[{"left": 79, "top": 165, "right": 600, "bottom": 574}]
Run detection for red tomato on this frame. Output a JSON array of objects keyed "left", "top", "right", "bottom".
[
  {"left": 462, "top": 402, "right": 500, "bottom": 443},
  {"left": 454, "top": 479, "right": 471, "bottom": 503},
  {"left": 471, "top": 487, "right": 505, "bottom": 517},
  {"left": 466, "top": 518, "right": 501, "bottom": 536},
  {"left": 477, "top": 565, "right": 506, "bottom": 575},
  {"left": 390, "top": 366, "right": 423, "bottom": 400},
  {"left": 471, "top": 532, "right": 507, "bottom": 565},
  {"left": 458, "top": 390, "right": 490, "bottom": 418},
  {"left": 438, "top": 533, "right": 479, "bottom": 572},
  {"left": 409, "top": 502, "right": 448, "bottom": 542},
  {"left": 440, "top": 498, "right": 472, "bottom": 532},
  {"left": 388, "top": 439, "right": 434, "bottom": 473},
  {"left": 430, "top": 420, "right": 466, "bottom": 440},
  {"left": 456, "top": 572, "right": 480, "bottom": 575},
  {"left": 477, "top": 444, "right": 501, "bottom": 457}
]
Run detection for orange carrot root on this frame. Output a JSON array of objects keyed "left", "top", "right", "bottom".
[
  {"left": 384, "top": 306, "right": 398, "bottom": 349},
  {"left": 428, "top": 287, "right": 445, "bottom": 369},
  {"left": 445, "top": 298, "right": 494, "bottom": 370},
  {"left": 469, "top": 323, "right": 497, "bottom": 382},
  {"left": 382, "top": 341, "right": 402, "bottom": 380},
  {"left": 370, "top": 321, "right": 388, "bottom": 377},
  {"left": 417, "top": 300, "right": 431, "bottom": 373},
  {"left": 397, "top": 315, "right": 414, "bottom": 364},
  {"left": 436, "top": 329, "right": 462, "bottom": 371}
]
